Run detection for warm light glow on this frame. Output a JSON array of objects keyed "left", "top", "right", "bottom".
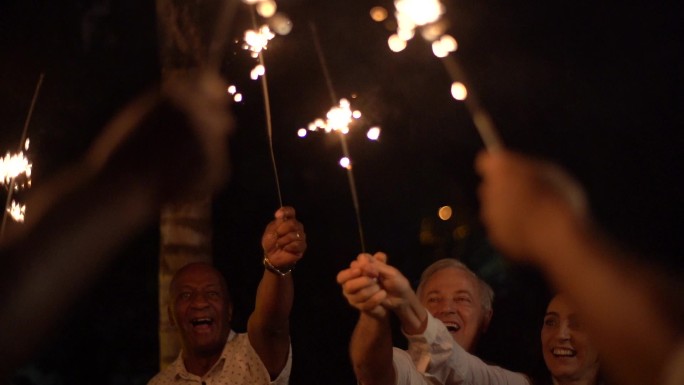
[
  {"left": 451, "top": 82, "right": 467, "bottom": 100},
  {"left": 297, "top": 128, "right": 308, "bottom": 137},
  {"left": 270, "top": 13, "right": 293, "bottom": 35},
  {"left": 307, "top": 98, "right": 360, "bottom": 134},
  {"left": 370, "top": 6, "right": 388, "bottom": 22},
  {"left": 432, "top": 34, "right": 457, "bottom": 57},
  {"left": 339, "top": 157, "right": 351, "bottom": 169},
  {"left": 7, "top": 200, "right": 25, "bottom": 222},
  {"left": 1, "top": 151, "right": 32, "bottom": 185},
  {"left": 352, "top": 110, "right": 362, "bottom": 119},
  {"left": 250, "top": 64, "right": 266, "bottom": 80},
  {"left": 388, "top": 34, "right": 407, "bottom": 52},
  {"left": 233, "top": 93, "right": 243, "bottom": 102},
  {"left": 366, "top": 127, "right": 381, "bottom": 140},
  {"left": 438, "top": 205, "right": 452, "bottom": 220},
  {"left": 24, "top": 138, "right": 30, "bottom": 150},
  {"left": 227, "top": 85, "right": 237, "bottom": 94},
  {"left": 243, "top": 25, "right": 275, "bottom": 58},
  {"left": 395, "top": 0, "right": 444, "bottom": 27},
  {"left": 256, "top": 0, "right": 277, "bottom": 18}
]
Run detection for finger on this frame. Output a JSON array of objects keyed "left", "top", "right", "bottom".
[
  {"left": 276, "top": 206, "right": 296, "bottom": 220},
  {"left": 373, "top": 252, "right": 388, "bottom": 264},
  {"left": 337, "top": 267, "right": 362, "bottom": 284},
  {"left": 360, "top": 289, "right": 388, "bottom": 311},
  {"left": 343, "top": 275, "right": 380, "bottom": 294}
]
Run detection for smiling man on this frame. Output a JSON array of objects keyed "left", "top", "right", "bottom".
[
  {"left": 338, "top": 254, "right": 528, "bottom": 385},
  {"left": 148, "top": 206, "right": 306, "bottom": 385}
]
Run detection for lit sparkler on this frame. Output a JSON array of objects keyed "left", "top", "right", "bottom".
[
  {"left": 374, "top": 1, "right": 502, "bottom": 149},
  {"left": 0, "top": 151, "right": 32, "bottom": 185},
  {"left": 7, "top": 200, "right": 25, "bottom": 223},
  {"left": 1, "top": 73, "right": 43, "bottom": 239},
  {"left": 305, "top": 22, "right": 375, "bottom": 252},
  {"left": 239, "top": 0, "right": 293, "bottom": 208}
]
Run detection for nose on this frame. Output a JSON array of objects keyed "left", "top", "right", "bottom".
[
  {"left": 190, "top": 292, "right": 210, "bottom": 308},
  {"left": 435, "top": 300, "right": 456, "bottom": 315},
  {"left": 557, "top": 321, "right": 571, "bottom": 340}
]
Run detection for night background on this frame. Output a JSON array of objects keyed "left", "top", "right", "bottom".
[{"left": 1, "top": 0, "right": 682, "bottom": 384}]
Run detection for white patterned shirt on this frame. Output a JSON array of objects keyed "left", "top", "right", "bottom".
[{"left": 148, "top": 330, "right": 291, "bottom": 385}]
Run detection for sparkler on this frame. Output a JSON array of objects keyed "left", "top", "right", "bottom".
[
  {"left": 241, "top": 0, "right": 292, "bottom": 208},
  {"left": 1, "top": 72, "right": 43, "bottom": 240},
  {"left": 377, "top": 0, "right": 503, "bottom": 150},
  {"left": 306, "top": 22, "right": 376, "bottom": 253}
]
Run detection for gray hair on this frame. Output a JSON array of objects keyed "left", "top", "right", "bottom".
[{"left": 416, "top": 258, "right": 494, "bottom": 312}]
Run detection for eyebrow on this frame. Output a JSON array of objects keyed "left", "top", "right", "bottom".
[{"left": 544, "top": 311, "right": 560, "bottom": 317}]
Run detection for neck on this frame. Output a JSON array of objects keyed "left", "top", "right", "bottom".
[{"left": 552, "top": 373, "right": 599, "bottom": 385}]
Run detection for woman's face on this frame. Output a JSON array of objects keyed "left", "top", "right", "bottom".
[{"left": 541, "top": 295, "right": 600, "bottom": 383}]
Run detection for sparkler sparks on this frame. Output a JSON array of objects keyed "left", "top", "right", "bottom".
[
  {"left": 373, "top": 0, "right": 503, "bottom": 149},
  {"left": 243, "top": 25, "right": 275, "bottom": 58},
  {"left": 304, "top": 99, "right": 360, "bottom": 135},
  {"left": 0, "top": 151, "right": 32, "bottom": 185},
  {"left": 7, "top": 200, "right": 25, "bottom": 223}
]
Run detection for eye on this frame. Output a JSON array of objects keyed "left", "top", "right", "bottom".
[
  {"left": 455, "top": 295, "right": 471, "bottom": 303},
  {"left": 426, "top": 296, "right": 441, "bottom": 304},
  {"left": 179, "top": 292, "right": 192, "bottom": 300},
  {"left": 207, "top": 291, "right": 220, "bottom": 299},
  {"left": 543, "top": 317, "right": 557, "bottom": 327}
]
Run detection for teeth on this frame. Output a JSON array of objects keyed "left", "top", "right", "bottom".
[
  {"left": 444, "top": 323, "right": 460, "bottom": 332},
  {"left": 552, "top": 348, "right": 575, "bottom": 357},
  {"left": 191, "top": 318, "right": 213, "bottom": 326}
]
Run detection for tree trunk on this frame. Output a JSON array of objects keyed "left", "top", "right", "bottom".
[{"left": 155, "top": 0, "right": 224, "bottom": 370}]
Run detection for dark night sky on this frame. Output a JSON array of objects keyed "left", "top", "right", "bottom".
[{"left": 1, "top": 0, "right": 682, "bottom": 384}]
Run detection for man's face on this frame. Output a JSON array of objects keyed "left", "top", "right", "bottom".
[
  {"left": 420, "top": 267, "right": 491, "bottom": 352},
  {"left": 541, "top": 295, "right": 599, "bottom": 383},
  {"left": 169, "top": 264, "right": 231, "bottom": 358}
]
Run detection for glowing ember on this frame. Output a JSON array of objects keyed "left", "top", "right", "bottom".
[
  {"left": 233, "top": 93, "right": 243, "bottom": 103},
  {"left": 339, "top": 157, "right": 351, "bottom": 169},
  {"left": 297, "top": 128, "right": 308, "bottom": 137},
  {"left": 366, "top": 127, "right": 381, "bottom": 140},
  {"left": 306, "top": 98, "right": 358, "bottom": 134},
  {"left": 250, "top": 64, "right": 266, "bottom": 80},
  {"left": 243, "top": 25, "right": 275, "bottom": 58},
  {"left": 256, "top": 0, "right": 277, "bottom": 18},
  {"left": 381, "top": 0, "right": 455, "bottom": 58},
  {"left": 1, "top": 151, "right": 32, "bottom": 185},
  {"left": 7, "top": 200, "right": 25, "bottom": 222},
  {"left": 370, "top": 6, "right": 388, "bottom": 22},
  {"left": 450, "top": 81, "right": 468, "bottom": 100}
]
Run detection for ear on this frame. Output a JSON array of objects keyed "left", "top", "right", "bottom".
[
  {"left": 481, "top": 308, "right": 494, "bottom": 333},
  {"left": 168, "top": 306, "right": 176, "bottom": 327}
]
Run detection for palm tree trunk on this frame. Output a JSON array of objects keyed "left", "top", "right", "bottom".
[{"left": 155, "top": 0, "right": 224, "bottom": 369}]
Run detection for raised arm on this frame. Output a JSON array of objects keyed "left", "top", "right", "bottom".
[
  {"left": 476, "top": 149, "right": 683, "bottom": 385},
  {"left": 338, "top": 254, "right": 396, "bottom": 385},
  {"left": 247, "top": 206, "right": 305, "bottom": 379}
]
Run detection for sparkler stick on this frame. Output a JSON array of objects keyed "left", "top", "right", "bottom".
[
  {"left": 440, "top": 55, "right": 501, "bottom": 149},
  {"left": 1, "top": 72, "right": 44, "bottom": 240},
  {"left": 247, "top": 5, "right": 283, "bottom": 208},
  {"left": 309, "top": 22, "right": 367, "bottom": 253}
]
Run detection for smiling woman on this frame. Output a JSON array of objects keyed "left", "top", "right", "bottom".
[{"left": 538, "top": 295, "right": 602, "bottom": 385}]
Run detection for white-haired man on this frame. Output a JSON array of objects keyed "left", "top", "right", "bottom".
[{"left": 338, "top": 254, "right": 529, "bottom": 385}]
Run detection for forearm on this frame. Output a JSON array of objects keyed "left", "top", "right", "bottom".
[
  {"left": 393, "top": 291, "right": 428, "bottom": 336},
  {"left": 351, "top": 312, "right": 396, "bottom": 385},
  {"left": 248, "top": 269, "right": 294, "bottom": 377},
  {"left": 538, "top": 221, "right": 680, "bottom": 385}
]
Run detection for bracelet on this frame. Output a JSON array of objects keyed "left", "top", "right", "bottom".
[{"left": 263, "top": 256, "right": 294, "bottom": 277}]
